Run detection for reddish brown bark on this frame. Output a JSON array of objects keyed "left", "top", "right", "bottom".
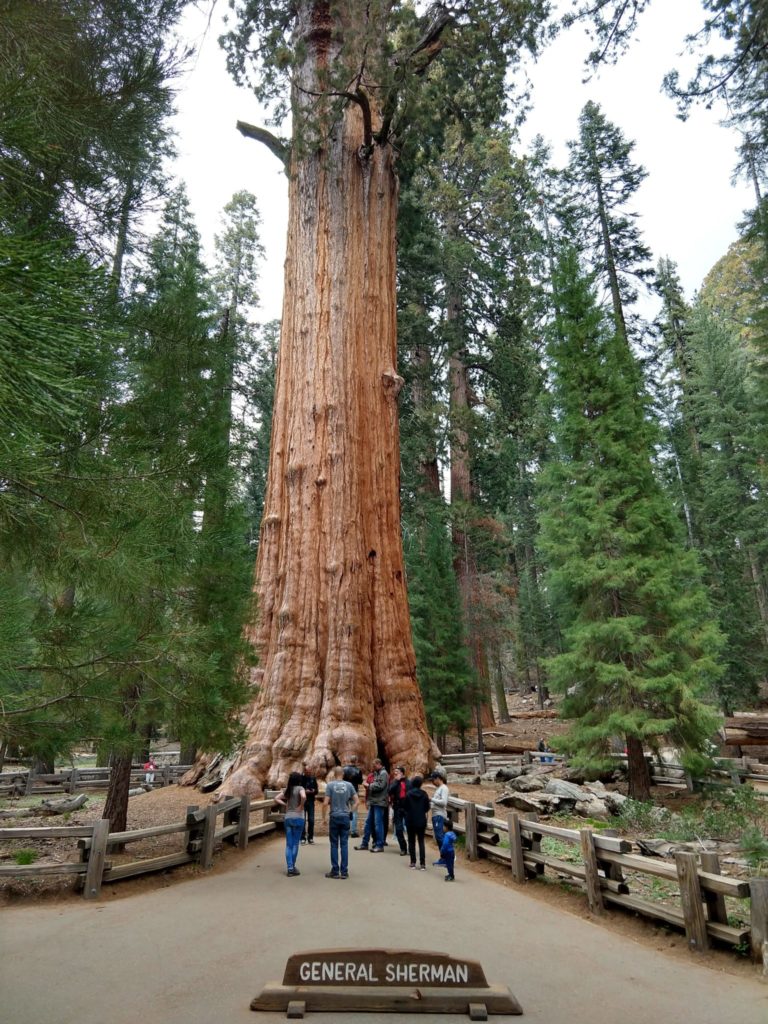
[
  {"left": 626, "top": 734, "right": 652, "bottom": 802},
  {"left": 448, "top": 286, "right": 493, "bottom": 730},
  {"left": 222, "top": 8, "right": 433, "bottom": 796},
  {"left": 103, "top": 751, "right": 132, "bottom": 835}
]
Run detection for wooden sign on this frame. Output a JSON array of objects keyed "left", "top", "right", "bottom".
[
  {"left": 251, "top": 947, "right": 523, "bottom": 1019},
  {"left": 282, "top": 949, "right": 488, "bottom": 988}
]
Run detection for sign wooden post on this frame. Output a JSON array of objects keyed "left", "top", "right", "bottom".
[{"left": 251, "top": 948, "right": 523, "bottom": 1019}]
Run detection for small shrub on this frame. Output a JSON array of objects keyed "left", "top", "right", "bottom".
[
  {"left": 616, "top": 799, "right": 671, "bottom": 834},
  {"left": 13, "top": 849, "right": 38, "bottom": 865},
  {"left": 739, "top": 826, "right": 768, "bottom": 876}
]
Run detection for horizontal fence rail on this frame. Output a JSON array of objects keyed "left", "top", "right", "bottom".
[
  {"left": 0, "top": 764, "right": 194, "bottom": 797},
  {"left": 0, "top": 796, "right": 279, "bottom": 898},
  {"left": 444, "top": 796, "right": 767, "bottom": 966}
]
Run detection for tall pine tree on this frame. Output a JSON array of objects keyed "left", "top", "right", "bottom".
[{"left": 538, "top": 250, "right": 722, "bottom": 800}]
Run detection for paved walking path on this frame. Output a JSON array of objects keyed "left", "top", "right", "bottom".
[{"left": 2, "top": 835, "right": 766, "bottom": 1024}]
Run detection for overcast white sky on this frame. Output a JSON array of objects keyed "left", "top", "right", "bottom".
[{"left": 171, "top": 1, "right": 753, "bottom": 322}]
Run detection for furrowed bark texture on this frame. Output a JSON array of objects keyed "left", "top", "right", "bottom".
[{"left": 224, "top": 6, "right": 432, "bottom": 795}]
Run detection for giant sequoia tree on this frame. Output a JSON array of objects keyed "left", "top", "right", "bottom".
[{"left": 216, "top": 1, "right": 548, "bottom": 794}]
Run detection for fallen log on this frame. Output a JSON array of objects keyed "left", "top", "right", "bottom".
[
  {"left": 0, "top": 794, "right": 89, "bottom": 818},
  {"left": 482, "top": 738, "right": 536, "bottom": 754},
  {"left": 724, "top": 715, "right": 768, "bottom": 740},
  {"left": 722, "top": 729, "right": 768, "bottom": 746},
  {"left": 39, "top": 794, "right": 89, "bottom": 815}
]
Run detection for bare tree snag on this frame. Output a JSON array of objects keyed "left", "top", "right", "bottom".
[{"left": 222, "top": 6, "right": 433, "bottom": 796}]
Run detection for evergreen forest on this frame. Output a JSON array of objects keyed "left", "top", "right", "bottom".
[{"left": 2, "top": 1, "right": 767, "bottom": 816}]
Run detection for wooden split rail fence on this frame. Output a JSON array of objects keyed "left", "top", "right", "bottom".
[
  {"left": 0, "top": 764, "right": 193, "bottom": 797},
  {"left": 439, "top": 750, "right": 768, "bottom": 792},
  {"left": 0, "top": 796, "right": 279, "bottom": 899},
  {"left": 445, "top": 796, "right": 768, "bottom": 967}
]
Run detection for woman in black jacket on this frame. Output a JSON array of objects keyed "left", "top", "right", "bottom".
[{"left": 402, "top": 775, "right": 431, "bottom": 870}]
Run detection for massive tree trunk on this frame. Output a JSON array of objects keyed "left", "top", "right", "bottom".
[
  {"left": 103, "top": 751, "right": 133, "bottom": 835},
  {"left": 222, "top": 8, "right": 433, "bottom": 796},
  {"left": 447, "top": 282, "right": 494, "bottom": 731},
  {"left": 625, "top": 734, "right": 652, "bottom": 802}
]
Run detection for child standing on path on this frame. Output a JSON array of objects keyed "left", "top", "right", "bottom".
[{"left": 441, "top": 817, "right": 457, "bottom": 881}]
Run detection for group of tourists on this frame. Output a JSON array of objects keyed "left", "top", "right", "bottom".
[{"left": 274, "top": 757, "right": 457, "bottom": 883}]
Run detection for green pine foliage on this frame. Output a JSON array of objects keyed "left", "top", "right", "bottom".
[
  {"left": 0, "top": 3, "right": 257, "bottom": 787},
  {"left": 538, "top": 251, "right": 723, "bottom": 776},
  {"left": 682, "top": 305, "right": 768, "bottom": 708},
  {"left": 563, "top": 101, "right": 654, "bottom": 345},
  {"left": 405, "top": 511, "right": 473, "bottom": 745}
]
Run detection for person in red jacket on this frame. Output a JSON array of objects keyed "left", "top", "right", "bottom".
[{"left": 388, "top": 765, "right": 409, "bottom": 856}]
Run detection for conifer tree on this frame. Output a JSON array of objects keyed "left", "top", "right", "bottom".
[
  {"left": 538, "top": 250, "right": 722, "bottom": 800},
  {"left": 0, "top": 1, "right": 194, "bottom": 773},
  {"left": 404, "top": 511, "right": 473, "bottom": 750},
  {"left": 682, "top": 306, "right": 768, "bottom": 708},
  {"left": 563, "top": 102, "right": 654, "bottom": 347}
]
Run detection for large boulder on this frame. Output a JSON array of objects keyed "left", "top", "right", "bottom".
[
  {"left": 603, "top": 790, "right": 628, "bottom": 815},
  {"left": 496, "top": 791, "right": 561, "bottom": 814},
  {"left": 562, "top": 764, "right": 619, "bottom": 785},
  {"left": 495, "top": 766, "right": 524, "bottom": 782},
  {"left": 509, "top": 773, "right": 548, "bottom": 792},
  {"left": 582, "top": 780, "right": 608, "bottom": 796},
  {"left": 574, "top": 797, "right": 611, "bottom": 821},
  {"left": 543, "top": 779, "right": 589, "bottom": 801}
]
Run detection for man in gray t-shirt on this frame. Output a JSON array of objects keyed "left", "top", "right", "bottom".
[{"left": 323, "top": 767, "right": 358, "bottom": 878}]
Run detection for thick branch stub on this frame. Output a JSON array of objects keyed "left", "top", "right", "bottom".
[
  {"left": 381, "top": 368, "right": 404, "bottom": 397},
  {"left": 236, "top": 121, "right": 290, "bottom": 172}
]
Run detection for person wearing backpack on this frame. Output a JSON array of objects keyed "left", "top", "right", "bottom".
[
  {"left": 388, "top": 765, "right": 409, "bottom": 856},
  {"left": 342, "top": 756, "right": 364, "bottom": 837}
]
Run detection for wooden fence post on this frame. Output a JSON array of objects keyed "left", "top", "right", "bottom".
[
  {"left": 25, "top": 768, "right": 35, "bottom": 795},
  {"left": 526, "top": 814, "right": 544, "bottom": 876},
  {"left": 465, "top": 802, "right": 478, "bottom": 862},
  {"left": 699, "top": 852, "right": 728, "bottom": 926},
  {"left": 750, "top": 878, "right": 768, "bottom": 970},
  {"left": 162, "top": 765, "right": 171, "bottom": 788},
  {"left": 222, "top": 798, "right": 241, "bottom": 847},
  {"left": 185, "top": 805, "right": 203, "bottom": 859},
  {"left": 200, "top": 804, "right": 218, "bottom": 869},
  {"left": 68, "top": 769, "right": 79, "bottom": 795},
  {"left": 675, "top": 852, "right": 709, "bottom": 952},
  {"left": 597, "top": 829, "right": 626, "bottom": 888},
  {"left": 84, "top": 819, "right": 110, "bottom": 900},
  {"left": 580, "top": 829, "right": 604, "bottom": 915},
  {"left": 506, "top": 813, "right": 526, "bottom": 884},
  {"left": 238, "top": 795, "right": 251, "bottom": 849}
]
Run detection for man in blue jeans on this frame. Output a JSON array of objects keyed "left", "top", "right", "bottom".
[
  {"left": 355, "top": 758, "right": 389, "bottom": 851},
  {"left": 323, "top": 767, "right": 359, "bottom": 878}
]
